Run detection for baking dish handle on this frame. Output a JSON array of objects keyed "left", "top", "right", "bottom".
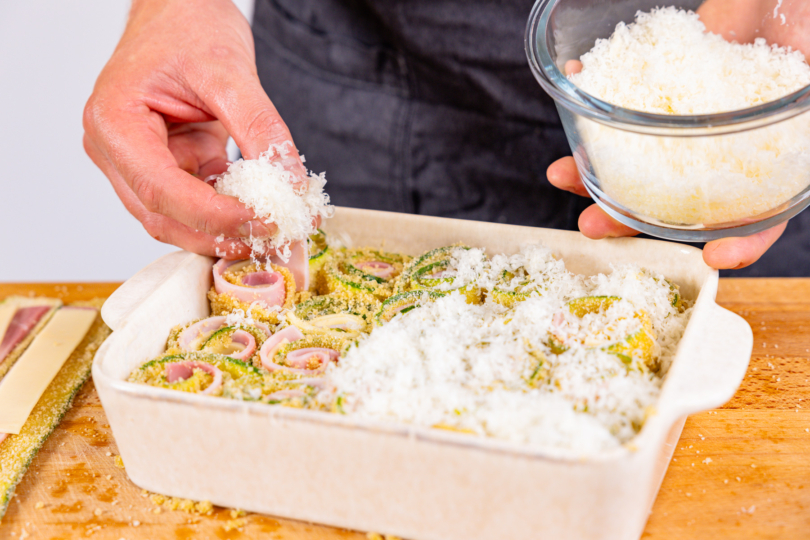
[
  {"left": 657, "top": 302, "right": 753, "bottom": 418},
  {"left": 101, "top": 250, "right": 191, "bottom": 332}
]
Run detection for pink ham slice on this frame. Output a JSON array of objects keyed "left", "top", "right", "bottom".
[
  {"left": 259, "top": 326, "right": 304, "bottom": 371},
  {"left": 177, "top": 316, "right": 270, "bottom": 361},
  {"left": 178, "top": 316, "right": 229, "bottom": 350},
  {"left": 0, "top": 433, "right": 8, "bottom": 445},
  {"left": 213, "top": 259, "right": 287, "bottom": 308},
  {"left": 221, "top": 330, "right": 257, "bottom": 360},
  {"left": 355, "top": 261, "right": 395, "bottom": 280},
  {"left": 285, "top": 348, "right": 339, "bottom": 371},
  {"left": 0, "top": 306, "right": 51, "bottom": 366},
  {"left": 165, "top": 361, "right": 223, "bottom": 395},
  {"left": 258, "top": 327, "right": 339, "bottom": 375},
  {"left": 270, "top": 240, "right": 309, "bottom": 292}
]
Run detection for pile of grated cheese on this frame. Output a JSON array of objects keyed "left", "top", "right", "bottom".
[
  {"left": 568, "top": 7, "right": 810, "bottom": 226},
  {"left": 322, "top": 245, "right": 691, "bottom": 456},
  {"left": 571, "top": 7, "right": 810, "bottom": 115},
  {"left": 214, "top": 143, "right": 334, "bottom": 260}
]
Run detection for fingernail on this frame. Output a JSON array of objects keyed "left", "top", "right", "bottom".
[{"left": 238, "top": 220, "right": 274, "bottom": 238}]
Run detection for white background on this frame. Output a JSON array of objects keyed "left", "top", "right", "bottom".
[{"left": 0, "top": 0, "right": 254, "bottom": 282}]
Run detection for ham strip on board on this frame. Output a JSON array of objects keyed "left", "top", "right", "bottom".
[{"left": 0, "top": 306, "right": 51, "bottom": 366}]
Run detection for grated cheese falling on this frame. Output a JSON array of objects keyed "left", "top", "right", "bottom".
[
  {"left": 567, "top": 7, "right": 810, "bottom": 226},
  {"left": 214, "top": 143, "right": 334, "bottom": 261},
  {"left": 322, "top": 246, "right": 691, "bottom": 456}
]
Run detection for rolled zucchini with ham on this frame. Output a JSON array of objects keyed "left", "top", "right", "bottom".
[
  {"left": 375, "top": 290, "right": 446, "bottom": 325},
  {"left": 490, "top": 268, "right": 543, "bottom": 308},
  {"left": 287, "top": 293, "right": 379, "bottom": 338},
  {"left": 207, "top": 259, "right": 297, "bottom": 324},
  {"left": 324, "top": 249, "right": 409, "bottom": 301},
  {"left": 166, "top": 316, "right": 272, "bottom": 368},
  {"left": 260, "top": 332, "right": 344, "bottom": 376},
  {"left": 129, "top": 352, "right": 262, "bottom": 397},
  {"left": 396, "top": 245, "right": 483, "bottom": 304},
  {"left": 547, "top": 296, "right": 657, "bottom": 371}
]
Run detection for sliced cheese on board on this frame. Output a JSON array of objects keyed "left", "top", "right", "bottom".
[
  {"left": 0, "top": 307, "right": 96, "bottom": 434},
  {"left": 0, "top": 297, "right": 62, "bottom": 375},
  {"left": 0, "top": 302, "right": 18, "bottom": 344},
  {"left": 0, "top": 297, "right": 61, "bottom": 340}
]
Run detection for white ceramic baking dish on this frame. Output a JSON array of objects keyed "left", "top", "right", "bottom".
[{"left": 93, "top": 207, "right": 753, "bottom": 540}]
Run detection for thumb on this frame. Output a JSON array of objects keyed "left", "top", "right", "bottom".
[{"left": 201, "top": 68, "right": 307, "bottom": 177}]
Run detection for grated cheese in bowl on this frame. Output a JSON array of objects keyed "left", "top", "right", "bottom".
[
  {"left": 567, "top": 7, "right": 810, "bottom": 227},
  {"left": 214, "top": 143, "right": 334, "bottom": 260},
  {"left": 571, "top": 8, "right": 810, "bottom": 115}
]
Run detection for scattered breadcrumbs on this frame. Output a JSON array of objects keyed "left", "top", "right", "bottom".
[
  {"left": 224, "top": 518, "right": 247, "bottom": 532},
  {"left": 0, "top": 300, "right": 110, "bottom": 520},
  {"left": 113, "top": 455, "right": 125, "bottom": 469},
  {"left": 149, "top": 492, "right": 214, "bottom": 515}
]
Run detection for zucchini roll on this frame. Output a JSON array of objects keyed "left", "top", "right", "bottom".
[
  {"left": 129, "top": 352, "right": 262, "bottom": 397},
  {"left": 548, "top": 296, "right": 656, "bottom": 370},
  {"left": 324, "top": 249, "right": 409, "bottom": 301},
  {"left": 287, "top": 293, "right": 378, "bottom": 338},
  {"left": 396, "top": 246, "right": 483, "bottom": 304},
  {"left": 208, "top": 259, "right": 297, "bottom": 323},
  {"left": 260, "top": 332, "right": 344, "bottom": 376},
  {"left": 375, "top": 290, "right": 446, "bottom": 325},
  {"left": 166, "top": 316, "right": 272, "bottom": 367},
  {"left": 490, "top": 268, "right": 543, "bottom": 308}
]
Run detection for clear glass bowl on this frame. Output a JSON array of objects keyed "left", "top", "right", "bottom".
[{"left": 526, "top": 0, "right": 810, "bottom": 241}]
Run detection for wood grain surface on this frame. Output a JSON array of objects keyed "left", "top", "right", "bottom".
[{"left": 0, "top": 279, "right": 808, "bottom": 540}]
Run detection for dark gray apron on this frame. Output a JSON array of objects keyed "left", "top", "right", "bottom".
[{"left": 252, "top": 0, "right": 810, "bottom": 277}]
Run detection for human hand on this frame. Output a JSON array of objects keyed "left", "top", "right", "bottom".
[
  {"left": 548, "top": 0, "right": 807, "bottom": 270},
  {"left": 83, "top": 0, "right": 308, "bottom": 258}
]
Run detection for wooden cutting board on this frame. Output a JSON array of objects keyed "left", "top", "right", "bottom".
[{"left": 0, "top": 279, "right": 808, "bottom": 540}]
